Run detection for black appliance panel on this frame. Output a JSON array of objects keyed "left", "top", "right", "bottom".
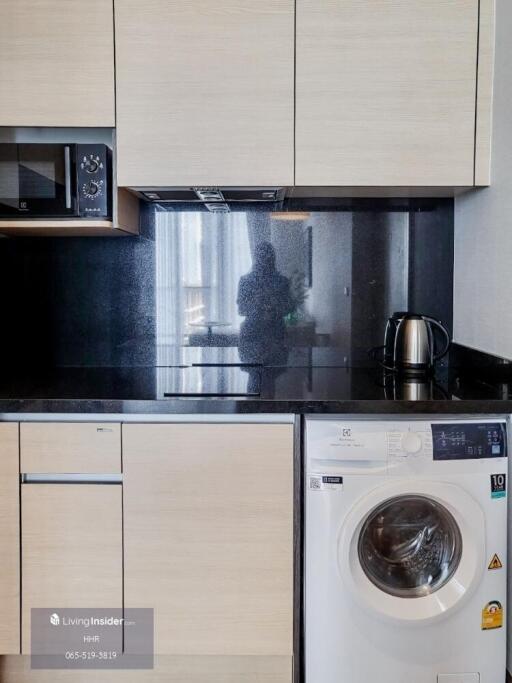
[
  {"left": 76, "top": 144, "right": 111, "bottom": 219},
  {"left": 432, "top": 422, "right": 507, "bottom": 460}
]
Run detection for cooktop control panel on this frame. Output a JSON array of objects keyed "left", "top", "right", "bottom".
[{"left": 432, "top": 422, "right": 507, "bottom": 460}]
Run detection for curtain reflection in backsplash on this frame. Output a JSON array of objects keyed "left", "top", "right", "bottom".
[{"left": 155, "top": 210, "right": 251, "bottom": 367}]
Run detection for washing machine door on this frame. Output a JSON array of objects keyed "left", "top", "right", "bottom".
[
  {"left": 339, "top": 481, "right": 486, "bottom": 623},
  {"left": 358, "top": 494, "right": 462, "bottom": 598}
]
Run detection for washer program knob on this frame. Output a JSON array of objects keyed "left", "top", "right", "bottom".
[{"left": 401, "top": 432, "right": 422, "bottom": 454}]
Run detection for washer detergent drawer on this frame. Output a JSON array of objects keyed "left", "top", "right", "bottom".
[
  {"left": 306, "top": 419, "right": 389, "bottom": 463},
  {"left": 306, "top": 420, "right": 390, "bottom": 477},
  {"left": 437, "top": 674, "right": 479, "bottom": 682}
]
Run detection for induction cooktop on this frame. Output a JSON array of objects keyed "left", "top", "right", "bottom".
[{"left": 158, "top": 365, "right": 261, "bottom": 397}]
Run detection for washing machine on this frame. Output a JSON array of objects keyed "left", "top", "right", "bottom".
[{"left": 305, "top": 417, "right": 508, "bottom": 683}]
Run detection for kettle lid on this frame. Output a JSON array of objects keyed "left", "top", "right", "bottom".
[{"left": 391, "top": 311, "right": 421, "bottom": 320}]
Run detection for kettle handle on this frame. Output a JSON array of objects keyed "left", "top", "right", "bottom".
[{"left": 423, "top": 316, "right": 451, "bottom": 361}]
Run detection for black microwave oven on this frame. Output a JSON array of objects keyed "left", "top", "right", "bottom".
[{"left": 0, "top": 143, "right": 112, "bottom": 219}]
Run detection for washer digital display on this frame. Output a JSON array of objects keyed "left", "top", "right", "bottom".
[{"left": 432, "top": 423, "right": 507, "bottom": 460}]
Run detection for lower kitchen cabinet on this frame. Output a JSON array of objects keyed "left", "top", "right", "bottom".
[
  {"left": 123, "top": 423, "right": 294, "bottom": 661},
  {"left": 21, "top": 483, "right": 123, "bottom": 653},
  {"left": 0, "top": 655, "right": 292, "bottom": 682},
  {"left": 0, "top": 423, "right": 20, "bottom": 654}
]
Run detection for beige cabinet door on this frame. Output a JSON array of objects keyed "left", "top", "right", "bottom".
[
  {"left": 0, "top": 0, "right": 115, "bottom": 126},
  {"left": 115, "top": 1, "right": 294, "bottom": 187},
  {"left": 20, "top": 422, "right": 121, "bottom": 474},
  {"left": 123, "top": 423, "right": 294, "bottom": 657},
  {"left": 21, "top": 484, "right": 122, "bottom": 653},
  {"left": 296, "top": 0, "right": 479, "bottom": 186},
  {"left": 0, "top": 423, "right": 20, "bottom": 654}
]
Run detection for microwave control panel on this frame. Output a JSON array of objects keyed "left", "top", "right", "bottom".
[{"left": 76, "top": 144, "right": 111, "bottom": 219}]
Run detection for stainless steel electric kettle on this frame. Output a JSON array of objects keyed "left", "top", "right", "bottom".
[{"left": 383, "top": 312, "right": 451, "bottom": 375}]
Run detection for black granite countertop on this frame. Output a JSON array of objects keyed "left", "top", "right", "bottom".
[{"left": 0, "top": 359, "right": 511, "bottom": 415}]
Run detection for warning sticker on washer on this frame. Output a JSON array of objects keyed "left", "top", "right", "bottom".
[
  {"left": 309, "top": 475, "right": 343, "bottom": 491},
  {"left": 488, "top": 554, "right": 503, "bottom": 570},
  {"left": 490, "top": 473, "right": 506, "bottom": 499},
  {"left": 481, "top": 600, "right": 503, "bottom": 630}
]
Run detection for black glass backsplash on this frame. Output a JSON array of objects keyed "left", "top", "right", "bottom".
[{"left": 0, "top": 199, "right": 453, "bottom": 368}]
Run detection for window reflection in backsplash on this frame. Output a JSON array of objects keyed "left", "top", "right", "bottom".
[
  {"left": 0, "top": 199, "right": 453, "bottom": 369},
  {"left": 155, "top": 210, "right": 252, "bottom": 365},
  {"left": 153, "top": 202, "right": 450, "bottom": 369}
]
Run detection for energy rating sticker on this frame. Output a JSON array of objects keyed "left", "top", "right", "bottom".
[
  {"left": 488, "top": 553, "right": 503, "bottom": 570},
  {"left": 490, "top": 473, "right": 506, "bottom": 499},
  {"left": 481, "top": 600, "right": 503, "bottom": 630}
]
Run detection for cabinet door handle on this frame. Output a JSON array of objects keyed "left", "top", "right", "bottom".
[
  {"left": 64, "top": 145, "right": 72, "bottom": 210},
  {"left": 21, "top": 473, "right": 122, "bottom": 485}
]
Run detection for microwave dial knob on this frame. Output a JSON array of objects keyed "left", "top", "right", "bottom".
[
  {"left": 85, "top": 159, "right": 99, "bottom": 173},
  {"left": 83, "top": 181, "right": 100, "bottom": 199},
  {"left": 81, "top": 156, "right": 100, "bottom": 174}
]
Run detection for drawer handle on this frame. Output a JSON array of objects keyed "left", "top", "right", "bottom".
[{"left": 21, "top": 473, "right": 122, "bottom": 485}]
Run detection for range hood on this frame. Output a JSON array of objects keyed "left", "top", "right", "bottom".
[{"left": 132, "top": 187, "right": 286, "bottom": 212}]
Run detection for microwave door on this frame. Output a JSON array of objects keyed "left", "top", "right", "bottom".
[
  {"left": 18, "top": 144, "right": 77, "bottom": 217},
  {"left": 0, "top": 144, "right": 21, "bottom": 213},
  {"left": 0, "top": 144, "right": 78, "bottom": 218}
]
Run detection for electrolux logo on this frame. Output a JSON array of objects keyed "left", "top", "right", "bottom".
[{"left": 342, "top": 428, "right": 352, "bottom": 438}]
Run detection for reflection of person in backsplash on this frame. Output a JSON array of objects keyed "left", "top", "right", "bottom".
[{"left": 237, "top": 241, "right": 294, "bottom": 372}]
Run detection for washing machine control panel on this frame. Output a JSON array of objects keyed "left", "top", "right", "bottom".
[
  {"left": 305, "top": 419, "right": 508, "bottom": 470},
  {"left": 400, "top": 432, "right": 423, "bottom": 454},
  {"left": 432, "top": 422, "right": 507, "bottom": 460},
  {"left": 387, "top": 429, "right": 431, "bottom": 460}
]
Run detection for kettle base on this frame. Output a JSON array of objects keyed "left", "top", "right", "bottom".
[{"left": 394, "top": 362, "right": 436, "bottom": 378}]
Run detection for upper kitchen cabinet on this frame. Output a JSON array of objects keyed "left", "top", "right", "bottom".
[
  {"left": 0, "top": 0, "right": 115, "bottom": 127},
  {"left": 296, "top": 0, "right": 488, "bottom": 187},
  {"left": 115, "top": 1, "right": 295, "bottom": 187}
]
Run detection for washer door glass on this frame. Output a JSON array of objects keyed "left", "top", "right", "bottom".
[{"left": 358, "top": 494, "right": 462, "bottom": 598}]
